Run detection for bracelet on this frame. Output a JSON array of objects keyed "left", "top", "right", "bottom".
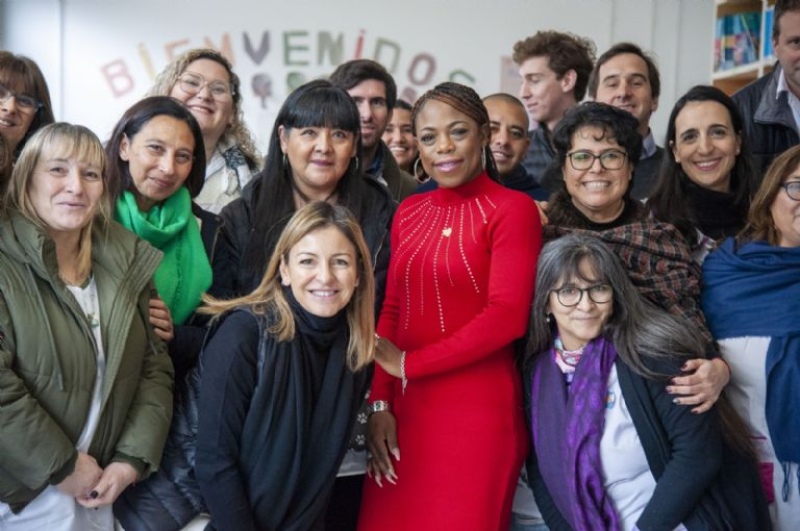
[
  {"left": 400, "top": 351, "right": 407, "bottom": 395},
  {"left": 367, "top": 400, "right": 391, "bottom": 416}
]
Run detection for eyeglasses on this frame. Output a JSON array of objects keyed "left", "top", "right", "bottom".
[
  {"left": 780, "top": 181, "right": 800, "bottom": 201},
  {"left": 176, "top": 73, "right": 234, "bottom": 102},
  {"left": 566, "top": 150, "right": 628, "bottom": 171},
  {"left": 551, "top": 284, "right": 613, "bottom": 307},
  {"left": 0, "top": 83, "right": 42, "bottom": 112}
]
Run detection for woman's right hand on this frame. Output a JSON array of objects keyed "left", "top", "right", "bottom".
[
  {"left": 149, "top": 297, "right": 174, "bottom": 342},
  {"left": 366, "top": 411, "right": 399, "bottom": 487},
  {"left": 56, "top": 452, "right": 103, "bottom": 499}
]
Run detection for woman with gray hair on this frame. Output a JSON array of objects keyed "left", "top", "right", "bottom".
[
  {"left": 147, "top": 48, "right": 260, "bottom": 213},
  {"left": 524, "top": 233, "right": 769, "bottom": 530}
]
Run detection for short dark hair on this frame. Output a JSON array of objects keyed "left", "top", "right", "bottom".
[
  {"left": 648, "top": 85, "right": 756, "bottom": 241},
  {"left": 588, "top": 42, "right": 661, "bottom": 100},
  {"left": 548, "top": 102, "right": 642, "bottom": 196},
  {"left": 0, "top": 52, "right": 56, "bottom": 156},
  {"left": 105, "top": 96, "right": 206, "bottom": 203},
  {"left": 512, "top": 31, "right": 596, "bottom": 101},
  {"left": 774, "top": 0, "right": 800, "bottom": 40},
  {"left": 482, "top": 92, "right": 530, "bottom": 129},
  {"left": 329, "top": 59, "right": 398, "bottom": 110},
  {"left": 395, "top": 99, "right": 413, "bottom": 112}
]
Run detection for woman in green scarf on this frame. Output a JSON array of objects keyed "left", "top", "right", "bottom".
[{"left": 106, "top": 96, "right": 219, "bottom": 376}]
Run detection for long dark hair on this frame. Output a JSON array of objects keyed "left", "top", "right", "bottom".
[
  {"left": 527, "top": 233, "right": 756, "bottom": 458},
  {"left": 243, "top": 79, "right": 366, "bottom": 281},
  {"left": 648, "top": 85, "right": 757, "bottom": 241},
  {"left": 105, "top": 96, "right": 206, "bottom": 203},
  {"left": 527, "top": 233, "right": 701, "bottom": 377}
]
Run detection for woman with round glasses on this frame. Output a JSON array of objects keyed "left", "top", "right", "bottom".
[
  {"left": 542, "top": 102, "right": 729, "bottom": 414},
  {"left": 0, "top": 52, "right": 55, "bottom": 162},
  {"left": 702, "top": 145, "right": 800, "bottom": 529},
  {"left": 147, "top": 48, "right": 260, "bottom": 213},
  {"left": 525, "top": 233, "right": 769, "bottom": 531},
  {"left": 648, "top": 86, "right": 758, "bottom": 263}
]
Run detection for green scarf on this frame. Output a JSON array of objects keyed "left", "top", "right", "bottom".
[{"left": 115, "top": 187, "right": 212, "bottom": 325}]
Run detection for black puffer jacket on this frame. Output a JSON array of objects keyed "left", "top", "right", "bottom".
[{"left": 733, "top": 65, "right": 800, "bottom": 178}]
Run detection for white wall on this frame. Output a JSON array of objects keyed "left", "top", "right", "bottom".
[{"left": 1, "top": 0, "right": 715, "bottom": 150}]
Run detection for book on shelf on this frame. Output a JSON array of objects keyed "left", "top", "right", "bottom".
[{"left": 714, "top": 11, "right": 762, "bottom": 73}]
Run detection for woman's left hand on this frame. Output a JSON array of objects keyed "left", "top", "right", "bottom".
[
  {"left": 667, "top": 358, "right": 730, "bottom": 414},
  {"left": 374, "top": 336, "right": 402, "bottom": 378},
  {"left": 149, "top": 297, "right": 174, "bottom": 342},
  {"left": 76, "top": 461, "right": 138, "bottom": 508}
]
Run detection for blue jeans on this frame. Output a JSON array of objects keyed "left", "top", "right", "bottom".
[{"left": 509, "top": 512, "right": 549, "bottom": 531}]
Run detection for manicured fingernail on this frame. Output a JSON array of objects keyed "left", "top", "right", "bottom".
[
  {"left": 391, "top": 449, "right": 400, "bottom": 461},
  {"left": 672, "top": 397, "right": 680, "bottom": 404},
  {"left": 90, "top": 490, "right": 98, "bottom": 499}
]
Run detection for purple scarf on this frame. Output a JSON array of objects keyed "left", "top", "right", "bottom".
[{"left": 530, "top": 335, "right": 621, "bottom": 530}]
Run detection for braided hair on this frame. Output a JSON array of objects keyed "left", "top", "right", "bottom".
[{"left": 411, "top": 82, "right": 501, "bottom": 183}]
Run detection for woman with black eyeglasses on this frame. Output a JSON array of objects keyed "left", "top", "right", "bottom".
[
  {"left": 702, "top": 145, "right": 800, "bottom": 529},
  {"left": 147, "top": 48, "right": 261, "bottom": 214},
  {"left": 525, "top": 233, "right": 770, "bottom": 531},
  {"left": 541, "top": 102, "right": 731, "bottom": 416},
  {"left": 0, "top": 52, "right": 55, "bottom": 163}
]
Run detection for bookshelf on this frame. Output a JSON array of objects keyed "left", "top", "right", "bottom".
[{"left": 712, "top": 0, "right": 776, "bottom": 95}]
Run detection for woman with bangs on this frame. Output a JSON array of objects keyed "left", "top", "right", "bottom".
[
  {"left": 212, "top": 78, "right": 394, "bottom": 528},
  {"left": 0, "top": 52, "right": 55, "bottom": 163},
  {"left": 213, "top": 79, "right": 394, "bottom": 301},
  {"left": 0, "top": 123, "right": 173, "bottom": 530}
]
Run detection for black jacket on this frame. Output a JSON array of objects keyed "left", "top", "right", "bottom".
[
  {"left": 168, "top": 203, "right": 223, "bottom": 381},
  {"left": 523, "top": 355, "right": 771, "bottom": 531},
  {"left": 733, "top": 65, "right": 800, "bottom": 178}
]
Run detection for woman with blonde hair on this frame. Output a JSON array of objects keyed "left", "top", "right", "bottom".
[
  {"left": 147, "top": 48, "right": 260, "bottom": 213},
  {"left": 0, "top": 123, "right": 173, "bottom": 530},
  {"left": 117, "top": 201, "right": 375, "bottom": 531}
]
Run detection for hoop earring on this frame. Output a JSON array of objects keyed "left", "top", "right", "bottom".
[
  {"left": 414, "top": 158, "right": 428, "bottom": 181},
  {"left": 351, "top": 156, "right": 360, "bottom": 173},
  {"left": 282, "top": 152, "right": 289, "bottom": 174},
  {"left": 481, "top": 148, "right": 486, "bottom": 170}
]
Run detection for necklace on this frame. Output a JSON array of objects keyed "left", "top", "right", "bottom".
[{"left": 554, "top": 337, "right": 584, "bottom": 367}]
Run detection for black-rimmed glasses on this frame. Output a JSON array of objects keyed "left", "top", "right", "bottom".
[
  {"left": 0, "top": 83, "right": 41, "bottom": 113},
  {"left": 566, "top": 150, "right": 628, "bottom": 171},
  {"left": 176, "top": 73, "right": 234, "bottom": 102},
  {"left": 551, "top": 284, "right": 613, "bottom": 307},
  {"left": 780, "top": 181, "right": 800, "bottom": 201}
]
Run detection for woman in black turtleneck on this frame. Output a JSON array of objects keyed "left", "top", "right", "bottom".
[
  {"left": 115, "top": 202, "right": 375, "bottom": 531},
  {"left": 647, "top": 85, "right": 758, "bottom": 263}
]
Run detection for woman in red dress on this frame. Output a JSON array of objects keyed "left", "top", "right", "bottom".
[{"left": 358, "top": 82, "right": 542, "bottom": 530}]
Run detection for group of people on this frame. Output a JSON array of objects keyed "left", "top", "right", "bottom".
[{"left": 1, "top": 2, "right": 800, "bottom": 530}]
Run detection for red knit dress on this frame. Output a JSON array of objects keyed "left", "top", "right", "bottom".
[{"left": 358, "top": 172, "right": 542, "bottom": 531}]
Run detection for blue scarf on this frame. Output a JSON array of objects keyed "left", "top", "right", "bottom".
[{"left": 702, "top": 238, "right": 800, "bottom": 463}]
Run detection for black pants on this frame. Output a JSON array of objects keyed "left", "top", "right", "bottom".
[{"left": 324, "top": 474, "right": 365, "bottom": 531}]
